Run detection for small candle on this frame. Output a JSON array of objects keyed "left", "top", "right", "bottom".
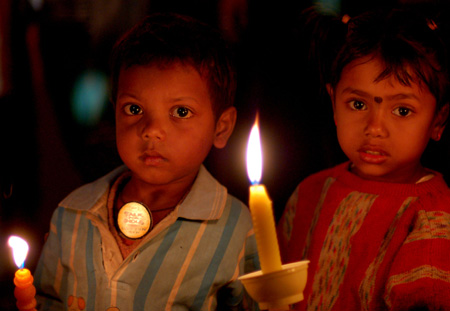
[
  {"left": 8, "top": 236, "right": 37, "bottom": 311},
  {"left": 246, "top": 116, "right": 282, "bottom": 274}
]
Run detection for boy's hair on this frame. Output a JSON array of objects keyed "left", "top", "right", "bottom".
[
  {"left": 110, "top": 13, "right": 236, "bottom": 118},
  {"left": 330, "top": 8, "right": 450, "bottom": 111}
]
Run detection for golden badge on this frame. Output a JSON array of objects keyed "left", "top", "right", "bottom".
[{"left": 117, "top": 202, "right": 152, "bottom": 239}]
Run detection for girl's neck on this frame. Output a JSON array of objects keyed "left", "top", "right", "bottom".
[{"left": 349, "top": 163, "right": 432, "bottom": 184}]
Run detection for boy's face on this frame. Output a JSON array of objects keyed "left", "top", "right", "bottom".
[
  {"left": 329, "top": 57, "right": 448, "bottom": 183},
  {"left": 115, "top": 62, "right": 235, "bottom": 188}
]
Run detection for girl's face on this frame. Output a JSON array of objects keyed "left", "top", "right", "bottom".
[{"left": 329, "top": 56, "right": 448, "bottom": 183}]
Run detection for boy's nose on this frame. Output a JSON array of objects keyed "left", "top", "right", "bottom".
[
  {"left": 140, "top": 116, "right": 166, "bottom": 141},
  {"left": 364, "top": 111, "right": 388, "bottom": 138}
]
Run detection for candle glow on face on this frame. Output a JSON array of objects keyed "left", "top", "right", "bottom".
[
  {"left": 246, "top": 116, "right": 263, "bottom": 185},
  {"left": 8, "top": 236, "right": 29, "bottom": 269}
]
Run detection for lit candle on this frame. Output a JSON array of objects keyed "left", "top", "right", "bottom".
[
  {"left": 246, "top": 115, "right": 282, "bottom": 274},
  {"left": 8, "top": 236, "right": 37, "bottom": 311}
]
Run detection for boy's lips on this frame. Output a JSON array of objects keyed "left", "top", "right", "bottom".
[
  {"left": 358, "top": 146, "right": 389, "bottom": 164},
  {"left": 140, "top": 152, "right": 167, "bottom": 166}
]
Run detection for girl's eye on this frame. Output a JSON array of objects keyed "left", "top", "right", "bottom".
[
  {"left": 349, "top": 100, "right": 367, "bottom": 111},
  {"left": 171, "top": 106, "right": 193, "bottom": 119},
  {"left": 123, "top": 104, "right": 143, "bottom": 115},
  {"left": 393, "top": 107, "right": 412, "bottom": 117}
]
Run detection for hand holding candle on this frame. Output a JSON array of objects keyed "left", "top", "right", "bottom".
[
  {"left": 246, "top": 116, "right": 282, "bottom": 274},
  {"left": 8, "top": 236, "right": 37, "bottom": 311}
]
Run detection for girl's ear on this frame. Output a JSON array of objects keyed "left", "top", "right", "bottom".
[
  {"left": 432, "top": 103, "right": 449, "bottom": 141},
  {"left": 326, "top": 84, "right": 337, "bottom": 126},
  {"left": 326, "top": 83, "right": 334, "bottom": 100},
  {"left": 213, "top": 107, "right": 237, "bottom": 149}
]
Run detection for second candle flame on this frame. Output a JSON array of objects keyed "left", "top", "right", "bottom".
[{"left": 246, "top": 116, "right": 262, "bottom": 185}]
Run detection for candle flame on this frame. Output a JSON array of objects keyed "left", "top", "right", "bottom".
[
  {"left": 246, "top": 115, "right": 262, "bottom": 185},
  {"left": 8, "top": 236, "right": 29, "bottom": 269}
]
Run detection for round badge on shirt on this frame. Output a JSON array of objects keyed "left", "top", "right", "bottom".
[{"left": 117, "top": 202, "right": 152, "bottom": 239}]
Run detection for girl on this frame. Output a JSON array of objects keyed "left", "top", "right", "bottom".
[{"left": 278, "top": 7, "right": 450, "bottom": 310}]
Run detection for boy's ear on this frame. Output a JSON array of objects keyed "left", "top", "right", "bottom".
[
  {"left": 326, "top": 84, "right": 337, "bottom": 126},
  {"left": 432, "top": 103, "right": 449, "bottom": 141},
  {"left": 213, "top": 107, "right": 237, "bottom": 149}
]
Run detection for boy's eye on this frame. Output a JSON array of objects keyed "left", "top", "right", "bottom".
[
  {"left": 393, "top": 107, "right": 412, "bottom": 117},
  {"left": 171, "top": 106, "right": 193, "bottom": 119},
  {"left": 349, "top": 100, "right": 367, "bottom": 111},
  {"left": 124, "top": 104, "right": 143, "bottom": 115}
]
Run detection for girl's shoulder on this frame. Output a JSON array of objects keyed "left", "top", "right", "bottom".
[
  {"left": 414, "top": 172, "right": 450, "bottom": 210},
  {"left": 292, "top": 162, "right": 350, "bottom": 201},
  {"left": 301, "top": 162, "right": 349, "bottom": 183}
]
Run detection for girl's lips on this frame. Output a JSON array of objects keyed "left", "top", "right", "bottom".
[{"left": 358, "top": 147, "right": 389, "bottom": 164}]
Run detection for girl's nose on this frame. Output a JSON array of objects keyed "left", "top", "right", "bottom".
[
  {"left": 140, "top": 115, "right": 166, "bottom": 141},
  {"left": 364, "top": 110, "right": 388, "bottom": 138}
]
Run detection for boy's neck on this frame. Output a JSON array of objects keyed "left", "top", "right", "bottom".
[{"left": 119, "top": 175, "right": 193, "bottom": 212}]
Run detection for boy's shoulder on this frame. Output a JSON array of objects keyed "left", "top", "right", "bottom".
[
  {"left": 226, "top": 193, "right": 251, "bottom": 217},
  {"left": 169, "top": 165, "right": 251, "bottom": 221},
  {"left": 59, "top": 165, "right": 129, "bottom": 211}
]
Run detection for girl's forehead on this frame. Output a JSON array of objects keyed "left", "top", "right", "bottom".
[
  {"left": 337, "top": 57, "right": 436, "bottom": 104},
  {"left": 341, "top": 57, "right": 422, "bottom": 90},
  {"left": 343, "top": 56, "right": 386, "bottom": 77},
  {"left": 339, "top": 57, "right": 384, "bottom": 86}
]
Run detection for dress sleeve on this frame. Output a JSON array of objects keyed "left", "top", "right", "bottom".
[
  {"left": 384, "top": 208, "right": 450, "bottom": 310},
  {"left": 277, "top": 186, "right": 300, "bottom": 262},
  {"left": 34, "top": 207, "right": 65, "bottom": 311}
]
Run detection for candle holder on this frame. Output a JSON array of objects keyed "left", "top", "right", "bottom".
[
  {"left": 14, "top": 269, "right": 37, "bottom": 311},
  {"left": 244, "top": 116, "right": 310, "bottom": 310},
  {"left": 239, "top": 260, "right": 309, "bottom": 310}
]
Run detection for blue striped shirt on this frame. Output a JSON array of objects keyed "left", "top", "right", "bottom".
[{"left": 35, "top": 165, "right": 259, "bottom": 310}]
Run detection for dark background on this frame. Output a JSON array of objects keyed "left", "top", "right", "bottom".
[{"left": 1, "top": 0, "right": 450, "bottom": 309}]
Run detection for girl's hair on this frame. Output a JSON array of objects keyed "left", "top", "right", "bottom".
[
  {"left": 109, "top": 13, "right": 236, "bottom": 119},
  {"left": 327, "top": 8, "right": 450, "bottom": 111}
]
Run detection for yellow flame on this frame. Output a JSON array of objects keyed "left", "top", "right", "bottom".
[
  {"left": 246, "top": 115, "right": 263, "bottom": 184},
  {"left": 8, "top": 236, "right": 29, "bottom": 268}
]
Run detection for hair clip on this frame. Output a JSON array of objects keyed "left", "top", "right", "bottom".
[
  {"left": 341, "top": 14, "right": 351, "bottom": 24},
  {"left": 427, "top": 19, "right": 438, "bottom": 30}
]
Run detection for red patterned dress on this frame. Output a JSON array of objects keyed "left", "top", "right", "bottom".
[{"left": 277, "top": 162, "right": 450, "bottom": 310}]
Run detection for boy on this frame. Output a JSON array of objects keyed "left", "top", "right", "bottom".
[{"left": 35, "top": 13, "right": 258, "bottom": 310}]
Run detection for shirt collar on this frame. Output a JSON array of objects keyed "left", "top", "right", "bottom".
[
  {"left": 176, "top": 165, "right": 227, "bottom": 220},
  {"left": 59, "top": 165, "right": 227, "bottom": 221}
]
